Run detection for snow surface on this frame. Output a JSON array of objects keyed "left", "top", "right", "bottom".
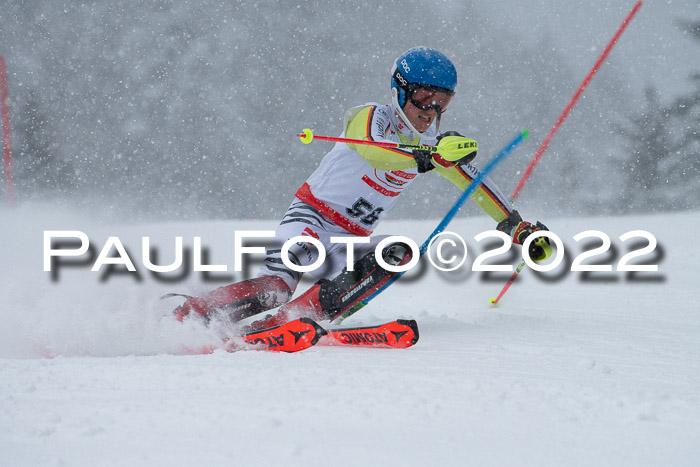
[{"left": 1, "top": 204, "right": 699, "bottom": 466}]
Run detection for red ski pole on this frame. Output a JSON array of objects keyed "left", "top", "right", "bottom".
[
  {"left": 491, "top": 1, "right": 642, "bottom": 306},
  {"left": 0, "top": 56, "right": 14, "bottom": 206},
  {"left": 299, "top": 128, "right": 439, "bottom": 153}
]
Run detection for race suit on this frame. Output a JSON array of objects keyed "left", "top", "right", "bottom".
[{"left": 259, "top": 103, "right": 514, "bottom": 292}]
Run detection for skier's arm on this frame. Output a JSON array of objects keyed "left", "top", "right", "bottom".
[
  {"left": 344, "top": 105, "right": 419, "bottom": 170},
  {"left": 433, "top": 162, "right": 513, "bottom": 222},
  {"left": 435, "top": 162, "right": 553, "bottom": 261}
]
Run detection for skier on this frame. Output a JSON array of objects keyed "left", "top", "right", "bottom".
[{"left": 174, "top": 47, "right": 551, "bottom": 329}]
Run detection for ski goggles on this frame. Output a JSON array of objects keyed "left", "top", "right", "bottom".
[{"left": 408, "top": 86, "right": 454, "bottom": 114}]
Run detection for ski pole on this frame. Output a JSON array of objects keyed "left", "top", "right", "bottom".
[
  {"left": 490, "top": 1, "right": 642, "bottom": 306},
  {"left": 334, "top": 129, "right": 529, "bottom": 324},
  {"left": 0, "top": 56, "right": 14, "bottom": 206},
  {"left": 299, "top": 128, "right": 439, "bottom": 153}
]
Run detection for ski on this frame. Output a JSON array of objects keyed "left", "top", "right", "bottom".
[
  {"left": 183, "top": 318, "right": 419, "bottom": 355},
  {"left": 319, "top": 319, "right": 419, "bottom": 349},
  {"left": 183, "top": 318, "right": 326, "bottom": 354},
  {"left": 239, "top": 317, "right": 327, "bottom": 352},
  {"left": 224, "top": 318, "right": 326, "bottom": 352}
]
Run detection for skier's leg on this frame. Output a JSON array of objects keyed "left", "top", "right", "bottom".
[
  {"left": 250, "top": 241, "right": 412, "bottom": 329},
  {"left": 174, "top": 200, "right": 336, "bottom": 323},
  {"left": 173, "top": 275, "right": 292, "bottom": 322}
]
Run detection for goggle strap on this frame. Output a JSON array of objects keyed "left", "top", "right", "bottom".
[{"left": 393, "top": 68, "right": 411, "bottom": 92}]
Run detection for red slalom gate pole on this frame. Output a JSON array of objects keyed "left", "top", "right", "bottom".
[
  {"left": 491, "top": 1, "right": 642, "bottom": 306},
  {"left": 0, "top": 56, "right": 15, "bottom": 206},
  {"left": 510, "top": 1, "right": 642, "bottom": 201}
]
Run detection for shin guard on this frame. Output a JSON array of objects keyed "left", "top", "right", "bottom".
[{"left": 251, "top": 243, "right": 412, "bottom": 329}]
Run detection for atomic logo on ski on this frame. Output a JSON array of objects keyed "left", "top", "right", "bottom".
[
  {"left": 289, "top": 329, "right": 312, "bottom": 344},
  {"left": 247, "top": 333, "right": 284, "bottom": 349},
  {"left": 390, "top": 330, "right": 408, "bottom": 341},
  {"left": 336, "top": 331, "right": 390, "bottom": 345},
  {"left": 321, "top": 319, "right": 419, "bottom": 349},
  {"left": 243, "top": 318, "right": 326, "bottom": 352}
]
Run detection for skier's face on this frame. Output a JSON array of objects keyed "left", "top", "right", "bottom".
[
  {"left": 402, "top": 99, "right": 438, "bottom": 133},
  {"left": 402, "top": 87, "right": 453, "bottom": 132}
]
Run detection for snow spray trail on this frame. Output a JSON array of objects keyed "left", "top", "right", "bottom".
[{"left": 0, "top": 203, "right": 236, "bottom": 358}]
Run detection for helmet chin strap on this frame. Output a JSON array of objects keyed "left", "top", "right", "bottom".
[{"left": 391, "top": 88, "right": 423, "bottom": 137}]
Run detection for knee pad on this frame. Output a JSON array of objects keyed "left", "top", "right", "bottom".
[{"left": 381, "top": 242, "right": 412, "bottom": 266}]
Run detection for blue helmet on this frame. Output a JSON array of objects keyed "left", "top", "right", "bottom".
[{"left": 390, "top": 47, "right": 457, "bottom": 110}]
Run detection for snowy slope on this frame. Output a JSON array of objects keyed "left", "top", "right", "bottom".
[{"left": 1, "top": 204, "right": 699, "bottom": 466}]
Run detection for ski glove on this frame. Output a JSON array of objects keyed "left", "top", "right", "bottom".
[
  {"left": 412, "top": 149, "right": 435, "bottom": 173},
  {"left": 497, "top": 210, "right": 553, "bottom": 261},
  {"left": 412, "top": 131, "right": 478, "bottom": 173},
  {"left": 436, "top": 131, "right": 478, "bottom": 164}
]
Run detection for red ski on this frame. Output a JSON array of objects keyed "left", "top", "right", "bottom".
[
  {"left": 238, "top": 317, "right": 327, "bottom": 352},
  {"left": 319, "top": 319, "right": 419, "bottom": 349},
  {"left": 183, "top": 318, "right": 326, "bottom": 354},
  {"left": 183, "top": 318, "right": 418, "bottom": 354}
]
